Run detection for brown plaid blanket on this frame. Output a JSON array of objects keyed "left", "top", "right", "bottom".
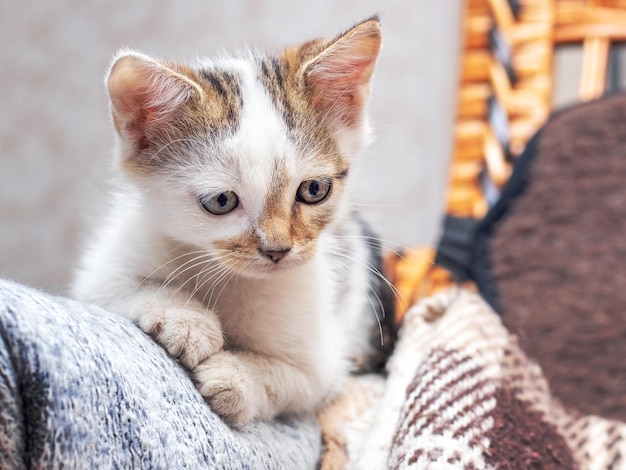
[{"left": 318, "top": 289, "right": 626, "bottom": 469}]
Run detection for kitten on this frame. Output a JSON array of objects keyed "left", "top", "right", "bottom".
[{"left": 72, "top": 16, "right": 395, "bottom": 424}]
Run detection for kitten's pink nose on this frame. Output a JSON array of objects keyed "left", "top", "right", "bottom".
[{"left": 259, "top": 247, "right": 291, "bottom": 263}]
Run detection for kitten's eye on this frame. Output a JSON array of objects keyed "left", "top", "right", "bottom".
[
  {"left": 200, "top": 191, "right": 239, "bottom": 215},
  {"left": 296, "top": 180, "right": 331, "bottom": 204}
]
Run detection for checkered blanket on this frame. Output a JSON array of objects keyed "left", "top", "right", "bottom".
[{"left": 319, "top": 289, "right": 626, "bottom": 469}]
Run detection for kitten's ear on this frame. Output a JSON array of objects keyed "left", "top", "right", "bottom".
[
  {"left": 303, "top": 17, "right": 382, "bottom": 129},
  {"left": 106, "top": 51, "right": 203, "bottom": 153}
]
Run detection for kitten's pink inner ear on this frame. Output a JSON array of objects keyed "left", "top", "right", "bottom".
[
  {"left": 107, "top": 57, "right": 149, "bottom": 117},
  {"left": 106, "top": 53, "right": 201, "bottom": 148},
  {"left": 304, "top": 19, "right": 382, "bottom": 127}
]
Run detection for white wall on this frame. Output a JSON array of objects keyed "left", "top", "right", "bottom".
[{"left": 0, "top": 0, "right": 462, "bottom": 293}]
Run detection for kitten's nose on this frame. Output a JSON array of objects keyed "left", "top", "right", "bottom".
[{"left": 259, "top": 247, "right": 291, "bottom": 263}]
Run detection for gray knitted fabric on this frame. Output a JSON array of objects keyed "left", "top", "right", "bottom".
[{"left": 0, "top": 279, "right": 320, "bottom": 469}]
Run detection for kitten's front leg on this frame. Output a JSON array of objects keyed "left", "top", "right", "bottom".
[
  {"left": 120, "top": 286, "right": 224, "bottom": 370},
  {"left": 194, "top": 350, "right": 328, "bottom": 424}
]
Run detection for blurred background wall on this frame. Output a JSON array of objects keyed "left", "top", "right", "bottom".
[{"left": 0, "top": 1, "right": 463, "bottom": 293}]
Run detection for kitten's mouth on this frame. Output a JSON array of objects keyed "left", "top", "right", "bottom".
[
  {"left": 213, "top": 242, "right": 316, "bottom": 278},
  {"left": 215, "top": 251, "right": 300, "bottom": 278},
  {"left": 252, "top": 255, "right": 301, "bottom": 275}
]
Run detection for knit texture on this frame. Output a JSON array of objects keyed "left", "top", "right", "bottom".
[{"left": 0, "top": 279, "right": 320, "bottom": 469}]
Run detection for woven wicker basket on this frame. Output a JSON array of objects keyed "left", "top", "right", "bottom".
[{"left": 388, "top": 0, "right": 626, "bottom": 321}]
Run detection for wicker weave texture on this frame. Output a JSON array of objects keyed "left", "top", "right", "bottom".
[{"left": 390, "top": 0, "right": 626, "bottom": 320}]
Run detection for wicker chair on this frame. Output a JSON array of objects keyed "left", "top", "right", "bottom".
[{"left": 388, "top": 0, "right": 626, "bottom": 321}]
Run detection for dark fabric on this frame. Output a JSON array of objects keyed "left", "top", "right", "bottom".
[
  {"left": 470, "top": 92, "right": 626, "bottom": 421},
  {"left": 435, "top": 215, "right": 481, "bottom": 282}
]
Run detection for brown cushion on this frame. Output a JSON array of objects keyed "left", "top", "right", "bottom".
[{"left": 472, "top": 92, "right": 626, "bottom": 421}]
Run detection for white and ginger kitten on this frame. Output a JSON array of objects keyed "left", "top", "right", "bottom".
[{"left": 72, "top": 16, "right": 395, "bottom": 424}]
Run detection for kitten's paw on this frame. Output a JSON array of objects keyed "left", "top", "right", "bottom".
[
  {"left": 193, "top": 351, "right": 257, "bottom": 424},
  {"left": 139, "top": 308, "right": 224, "bottom": 370}
]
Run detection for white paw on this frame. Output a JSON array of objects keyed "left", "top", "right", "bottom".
[
  {"left": 193, "top": 351, "right": 257, "bottom": 424},
  {"left": 138, "top": 307, "right": 224, "bottom": 370}
]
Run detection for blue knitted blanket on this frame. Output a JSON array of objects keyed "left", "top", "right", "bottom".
[{"left": 0, "top": 279, "right": 320, "bottom": 469}]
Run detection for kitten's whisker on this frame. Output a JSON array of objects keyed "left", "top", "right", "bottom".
[
  {"left": 161, "top": 253, "right": 235, "bottom": 308},
  {"left": 134, "top": 248, "right": 222, "bottom": 297},
  {"left": 161, "top": 252, "right": 222, "bottom": 289},
  {"left": 317, "top": 94, "right": 349, "bottom": 132},
  {"left": 191, "top": 250, "right": 241, "bottom": 308},
  {"left": 191, "top": 254, "right": 228, "bottom": 289},
  {"left": 139, "top": 249, "right": 214, "bottom": 287},
  {"left": 142, "top": 167, "right": 189, "bottom": 193},
  {"left": 327, "top": 247, "right": 407, "bottom": 310},
  {"left": 330, "top": 247, "right": 402, "bottom": 304},
  {"left": 205, "top": 261, "right": 238, "bottom": 308},
  {"left": 192, "top": 259, "right": 236, "bottom": 306},
  {"left": 371, "top": 120, "right": 416, "bottom": 134},
  {"left": 325, "top": 256, "right": 385, "bottom": 346},
  {"left": 333, "top": 235, "right": 408, "bottom": 259},
  {"left": 211, "top": 259, "right": 249, "bottom": 308},
  {"left": 365, "top": 288, "right": 385, "bottom": 346},
  {"left": 168, "top": 258, "right": 238, "bottom": 311},
  {"left": 356, "top": 148, "right": 395, "bottom": 160},
  {"left": 139, "top": 138, "right": 207, "bottom": 192},
  {"left": 151, "top": 138, "right": 199, "bottom": 160},
  {"left": 159, "top": 248, "right": 229, "bottom": 283},
  {"left": 187, "top": 257, "right": 233, "bottom": 299},
  {"left": 132, "top": 245, "right": 185, "bottom": 293},
  {"left": 333, "top": 235, "right": 438, "bottom": 266},
  {"left": 350, "top": 202, "right": 407, "bottom": 209}
]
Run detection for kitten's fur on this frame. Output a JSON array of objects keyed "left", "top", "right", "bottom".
[{"left": 72, "top": 17, "right": 394, "bottom": 423}]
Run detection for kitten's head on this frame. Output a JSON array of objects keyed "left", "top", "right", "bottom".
[{"left": 106, "top": 17, "right": 381, "bottom": 277}]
